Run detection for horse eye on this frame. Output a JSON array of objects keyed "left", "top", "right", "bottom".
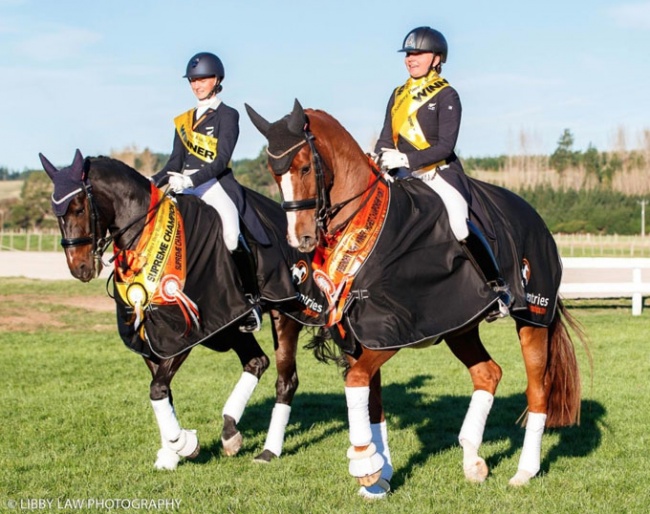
[
  {"left": 300, "top": 165, "right": 311, "bottom": 175},
  {"left": 75, "top": 207, "right": 85, "bottom": 216}
]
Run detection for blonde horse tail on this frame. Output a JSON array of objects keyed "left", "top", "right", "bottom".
[{"left": 545, "top": 299, "right": 591, "bottom": 427}]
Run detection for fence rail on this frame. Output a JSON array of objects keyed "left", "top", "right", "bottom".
[
  {"left": 560, "top": 257, "right": 650, "bottom": 315},
  {"left": 4, "top": 231, "right": 650, "bottom": 256},
  {"left": 0, "top": 231, "right": 61, "bottom": 252}
]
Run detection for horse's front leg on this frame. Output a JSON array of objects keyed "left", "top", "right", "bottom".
[
  {"left": 446, "top": 326, "right": 502, "bottom": 484},
  {"left": 145, "top": 352, "right": 200, "bottom": 470},
  {"left": 220, "top": 332, "right": 269, "bottom": 457},
  {"left": 345, "top": 347, "right": 397, "bottom": 495},
  {"left": 253, "top": 311, "right": 301, "bottom": 463}
]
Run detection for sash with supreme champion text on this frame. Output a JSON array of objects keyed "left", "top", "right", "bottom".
[
  {"left": 174, "top": 108, "right": 218, "bottom": 163},
  {"left": 391, "top": 70, "right": 450, "bottom": 171}
]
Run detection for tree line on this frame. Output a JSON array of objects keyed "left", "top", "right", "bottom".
[{"left": 1, "top": 128, "right": 649, "bottom": 234}]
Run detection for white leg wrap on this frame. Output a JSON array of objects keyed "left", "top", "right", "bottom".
[
  {"left": 459, "top": 390, "right": 494, "bottom": 459},
  {"left": 347, "top": 443, "right": 385, "bottom": 479},
  {"left": 222, "top": 372, "right": 259, "bottom": 424},
  {"left": 371, "top": 421, "right": 393, "bottom": 481},
  {"left": 263, "top": 403, "right": 291, "bottom": 457},
  {"left": 151, "top": 398, "right": 181, "bottom": 443},
  {"left": 517, "top": 412, "right": 547, "bottom": 476},
  {"left": 345, "top": 386, "right": 371, "bottom": 447}
]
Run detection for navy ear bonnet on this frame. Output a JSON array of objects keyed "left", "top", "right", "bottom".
[
  {"left": 39, "top": 149, "right": 86, "bottom": 216},
  {"left": 245, "top": 99, "right": 309, "bottom": 175}
]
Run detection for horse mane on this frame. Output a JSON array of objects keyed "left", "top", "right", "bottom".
[
  {"left": 87, "top": 155, "right": 151, "bottom": 189},
  {"left": 305, "top": 109, "right": 369, "bottom": 168}
]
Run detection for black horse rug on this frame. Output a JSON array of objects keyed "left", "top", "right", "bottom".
[
  {"left": 327, "top": 176, "right": 561, "bottom": 353},
  {"left": 117, "top": 188, "right": 326, "bottom": 359}
]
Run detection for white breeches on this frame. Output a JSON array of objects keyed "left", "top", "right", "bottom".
[
  {"left": 415, "top": 168, "right": 469, "bottom": 241},
  {"left": 184, "top": 171, "right": 241, "bottom": 252}
]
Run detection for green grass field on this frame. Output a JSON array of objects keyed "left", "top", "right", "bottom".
[{"left": 1, "top": 278, "right": 649, "bottom": 513}]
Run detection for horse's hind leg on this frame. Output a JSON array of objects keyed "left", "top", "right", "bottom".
[
  {"left": 509, "top": 323, "right": 549, "bottom": 486},
  {"left": 254, "top": 311, "right": 301, "bottom": 463},
  {"left": 446, "top": 326, "right": 503, "bottom": 483},
  {"left": 145, "top": 353, "right": 200, "bottom": 470},
  {"left": 221, "top": 331, "right": 269, "bottom": 457}
]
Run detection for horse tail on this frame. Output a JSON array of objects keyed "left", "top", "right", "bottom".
[
  {"left": 545, "top": 298, "right": 591, "bottom": 428},
  {"left": 304, "top": 327, "right": 349, "bottom": 373}
]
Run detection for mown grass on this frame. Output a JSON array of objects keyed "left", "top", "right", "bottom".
[{"left": 1, "top": 278, "right": 649, "bottom": 513}]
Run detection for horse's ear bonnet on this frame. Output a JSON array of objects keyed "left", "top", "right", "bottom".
[
  {"left": 39, "top": 149, "right": 86, "bottom": 216},
  {"left": 246, "top": 99, "right": 308, "bottom": 175}
]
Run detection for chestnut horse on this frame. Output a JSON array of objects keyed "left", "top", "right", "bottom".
[
  {"left": 246, "top": 100, "right": 588, "bottom": 498},
  {"left": 39, "top": 150, "right": 319, "bottom": 470}
]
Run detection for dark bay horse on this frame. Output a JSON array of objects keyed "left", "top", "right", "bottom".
[
  {"left": 39, "top": 150, "right": 325, "bottom": 470},
  {"left": 246, "top": 100, "right": 589, "bottom": 497}
]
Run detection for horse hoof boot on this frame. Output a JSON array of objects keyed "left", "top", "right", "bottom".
[
  {"left": 358, "top": 478, "right": 391, "bottom": 500},
  {"left": 222, "top": 431, "right": 243, "bottom": 456},
  {"left": 253, "top": 449, "right": 278, "bottom": 463},
  {"left": 356, "top": 469, "right": 383, "bottom": 487},
  {"left": 185, "top": 441, "right": 201, "bottom": 460},
  {"left": 464, "top": 457, "right": 489, "bottom": 483},
  {"left": 509, "top": 469, "right": 534, "bottom": 486},
  {"left": 154, "top": 447, "right": 181, "bottom": 471}
]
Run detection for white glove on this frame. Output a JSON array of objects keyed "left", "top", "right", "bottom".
[
  {"left": 167, "top": 172, "right": 193, "bottom": 193},
  {"left": 379, "top": 148, "right": 409, "bottom": 170}
]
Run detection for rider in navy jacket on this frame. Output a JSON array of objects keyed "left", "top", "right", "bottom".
[
  {"left": 152, "top": 52, "right": 262, "bottom": 333},
  {"left": 375, "top": 27, "right": 511, "bottom": 320}
]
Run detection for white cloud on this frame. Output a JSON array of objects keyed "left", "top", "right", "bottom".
[{"left": 608, "top": 2, "right": 650, "bottom": 29}]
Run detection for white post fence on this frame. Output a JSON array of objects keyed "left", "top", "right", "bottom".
[{"left": 560, "top": 257, "right": 650, "bottom": 315}]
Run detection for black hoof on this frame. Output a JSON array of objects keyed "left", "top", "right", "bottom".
[{"left": 253, "top": 449, "right": 277, "bottom": 463}]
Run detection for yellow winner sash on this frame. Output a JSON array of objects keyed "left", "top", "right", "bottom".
[
  {"left": 114, "top": 184, "right": 199, "bottom": 337},
  {"left": 391, "top": 71, "right": 451, "bottom": 170},
  {"left": 312, "top": 170, "right": 390, "bottom": 336},
  {"left": 174, "top": 109, "right": 218, "bottom": 163}
]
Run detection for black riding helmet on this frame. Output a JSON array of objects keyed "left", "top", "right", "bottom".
[
  {"left": 184, "top": 52, "right": 225, "bottom": 81},
  {"left": 398, "top": 26, "right": 448, "bottom": 63}
]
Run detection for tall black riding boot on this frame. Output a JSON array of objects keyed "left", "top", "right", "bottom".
[
  {"left": 231, "top": 235, "right": 262, "bottom": 333},
  {"left": 462, "top": 220, "right": 512, "bottom": 322}
]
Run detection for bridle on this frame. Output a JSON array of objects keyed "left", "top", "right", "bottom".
[
  {"left": 280, "top": 124, "right": 383, "bottom": 239},
  {"left": 60, "top": 179, "right": 110, "bottom": 275},
  {"left": 61, "top": 176, "right": 163, "bottom": 274}
]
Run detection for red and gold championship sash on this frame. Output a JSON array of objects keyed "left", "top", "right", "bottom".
[
  {"left": 312, "top": 175, "right": 390, "bottom": 336},
  {"left": 113, "top": 183, "right": 199, "bottom": 337}
]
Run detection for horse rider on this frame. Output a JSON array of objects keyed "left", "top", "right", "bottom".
[
  {"left": 151, "top": 52, "right": 262, "bottom": 332},
  {"left": 374, "top": 26, "right": 511, "bottom": 320}
]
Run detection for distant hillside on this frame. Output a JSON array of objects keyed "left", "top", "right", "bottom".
[{"left": 0, "top": 181, "right": 23, "bottom": 201}]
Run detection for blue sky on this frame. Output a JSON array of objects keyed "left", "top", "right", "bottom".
[{"left": 1, "top": 0, "right": 649, "bottom": 171}]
